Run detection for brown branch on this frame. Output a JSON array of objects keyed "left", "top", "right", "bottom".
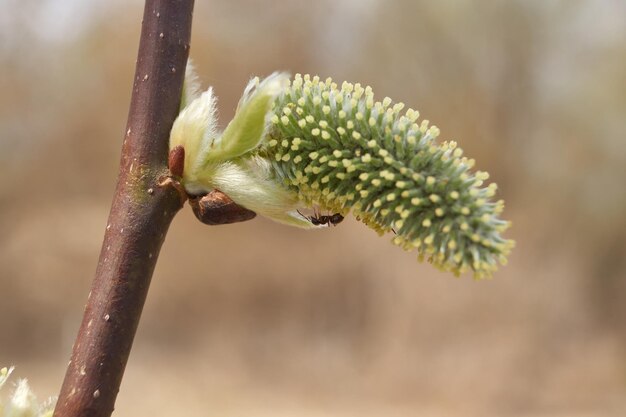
[{"left": 53, "top": 1, "right": 194, "bottom": 416}]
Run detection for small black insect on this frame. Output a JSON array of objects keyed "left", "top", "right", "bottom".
[
  {"left": 310, "top": 213, "right": 344, "bottom": 226},
  {"left": 298, "top": 210, "right": 344, "bottom": 227}
]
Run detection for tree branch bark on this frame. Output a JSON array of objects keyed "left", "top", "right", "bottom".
[{"left": 53, "top": 1, "right": 194, "bottom": 416}]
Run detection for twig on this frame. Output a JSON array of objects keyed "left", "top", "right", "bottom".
[{"left": 53, "top": 1, "right": 194, "bottom": 416}]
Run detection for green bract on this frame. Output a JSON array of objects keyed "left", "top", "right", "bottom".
[{"left": 170, "top": 70, "right": 514, "bottom": 279}]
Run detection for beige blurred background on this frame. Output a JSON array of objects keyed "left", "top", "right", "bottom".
[{"left": 1, "top": 1, "right": 625, "bottom": 416}]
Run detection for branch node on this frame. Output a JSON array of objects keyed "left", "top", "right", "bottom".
[{"left": 158, "top": 175, "right": 188, "bottom": 206}]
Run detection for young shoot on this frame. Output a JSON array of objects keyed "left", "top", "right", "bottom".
[{"left": 170, "top": 68, "right": 514, "bottom": 279}]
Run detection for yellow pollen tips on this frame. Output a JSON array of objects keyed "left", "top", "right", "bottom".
[
  {"left": 449, "top": 191, "right": 460, "bottom": 200},
  {"left": 386, "top": 193, "right": 396, "bottom": 202},
  {"left": 298, "top": 119, "right": 306, "bottom": 128},
  {"left": 359, "top": 173, "right": 369, "bottom": 181},
  {"left": 271, "top": 115, "right": 279, "bottom": 124},
  {"left": 395, "top": 181, "right": 406, "bottom": 188},
  {"left": 447, "top": 240, "right": 457, "bottom": 250},
  {"left": 281, "top": 154, "right": 290, "bottom": 161},
  {"left": 321, "top": 131, "right": 331, "bottom": 140},
  {"left": 426, "top": 176, "right": 436, "bottom": 186},
  {"left": 406, "top": 108, "right": 420, "bottom": 121},
  {"left": 422, "top": 219, "right": 432, "bottom": 227},
  {"left": 393, "top": 102, "right": 405, "bottom": 113},
  {"left": 268, "top": 139, "right": 278, "bottom": 147},
  {"left": 367, "top": 140, "right": 377, "bottom": 148},
  {"left": 361, "top": 154, "right": 372, "bottom": 163},
  {"left": 352, "top": 131, "right": 362, "bottom": 140},
  {"left": 461, "top": 207, "right": 470, "bottom": 215},
  {"left": 333, "top": 149, "right": 342, "bottom": 158},
  {"left": 369, "top": 117, "right": 376, "bottom": 126},
  {"left": 311, "top": 128, "right": 320, "bottom": 136},
  {"left": 435, "top": 208, "right": 445, "bottom": 217},
  {"left": 309, "top": 151, "right": 319, "bottom": 160},
  {"left": 411, "top": 197, "right": 421, "bottom": 206},
  {"left": 337, "top": 127, "right": 346, "bottom": 135},
  {"left": 281, "top": 116, "right": 289, "bottom": 125},
  {"left": 429, "top": 194, "right": 441, "bottom": 203},
  {"left": 347, "top": 121, "right": 355, "bottom": 129},
  {"left": 281, "top": 139, "right": 289, "bottom": 147},
  {"left": 338, "top": 110, "right": 346, "bottom": 118},
  {"left": 322, "top": 105, "right": 331, "bottom": 114},
  {"left": 373, "top": 199, "right": 382, "bottom": 208}
]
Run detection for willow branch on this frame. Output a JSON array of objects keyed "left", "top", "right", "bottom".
[{"left": 53, "top": 1, "right": 194, "bottom": 416}]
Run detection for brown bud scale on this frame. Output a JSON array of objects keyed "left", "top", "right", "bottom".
[
  {"left": 168, "top": 145, "right": 185, "bottom": 177},
  {"left": 189, "top": 190, "right": 256, "bottom": 225}
]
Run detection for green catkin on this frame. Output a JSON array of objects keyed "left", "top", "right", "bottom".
[{"left": 261, "top": 74, "right": 514, "bottom": 279}]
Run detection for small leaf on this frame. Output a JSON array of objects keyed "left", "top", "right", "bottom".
[{"left": 212, "top": 73, "right": 289, "bottom": 162}]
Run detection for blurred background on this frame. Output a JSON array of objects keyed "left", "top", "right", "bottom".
[{"left": 1, "top": 0, "right": 625, "bottom": 415}]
